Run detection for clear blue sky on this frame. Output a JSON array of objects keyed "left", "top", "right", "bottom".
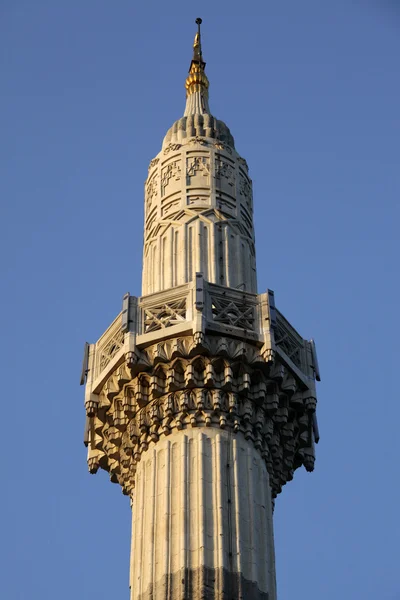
[{"left": 1, "top": 2, "right": 399, "bottom": 599}]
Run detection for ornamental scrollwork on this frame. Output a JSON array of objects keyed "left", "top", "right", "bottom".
[
  {"left": 163, "top": 143, "right": 182, "bottom": 155},
  {"left": 214, "top": 141, "right": 233, "bottom": 155},
  {"left": 148, "top": 157, "right": 159, "bottom": 171},
  {"left": 187, "top": 136, "right": 208, "bottom": 146}
]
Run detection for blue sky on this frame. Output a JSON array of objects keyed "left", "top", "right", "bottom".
[{"left": 1, "top": 2, "right": 399, "bottom": 599}]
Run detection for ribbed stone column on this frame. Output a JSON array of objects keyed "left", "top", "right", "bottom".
[{"left": 129, "top": 428, "right": 277, "bottom": 600}]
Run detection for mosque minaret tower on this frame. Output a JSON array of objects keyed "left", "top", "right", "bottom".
[{"left": 81, "top": 19, "right": 320, "bottom": 600}]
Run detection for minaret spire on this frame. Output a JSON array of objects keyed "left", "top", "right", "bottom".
[
  {"left": 82, "top": 22, "right": 320, "bottom": 600},
  {"left": 184, "top": 17, "right": 210, "bottom": 115}
]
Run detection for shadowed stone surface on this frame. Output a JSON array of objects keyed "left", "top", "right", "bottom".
[{"left": 136, "top": 567, "right": 269, "bottom": 600}]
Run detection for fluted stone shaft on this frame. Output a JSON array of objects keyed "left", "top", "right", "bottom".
[{"left": 130, "top": 428, "right": 276, "bottom": 600}]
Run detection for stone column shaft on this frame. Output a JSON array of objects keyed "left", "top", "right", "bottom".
[{"left": 129, "top": 428, "right": 276, "bottom": 600}]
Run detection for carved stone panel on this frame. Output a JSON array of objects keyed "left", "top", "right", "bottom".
[
  {"left": 274, "top": 312, "right": 305, "bottom": 370},
  {"left": 186, "top": 193, "right": 210, "bottom": 206},
  {"left": 216, "top": 194, "right": 236, "bottom": 216},
  {"left": 215, "top": 155, "right": 236, "bottom": 190},
  {"left": 215, "top": 155, "right": 235, "bottom": 187},
  {"left": 146, "top": 172, "right": 158, "bottom": 214},
  {"left": 186, "top": 154, "right": 210, "bottom": 187},
  {"left": 95, "top": 317, "right": 124, "bottom": 378},
  {"left": 161, "top": 195, "right": 181, "bottom": 218},
  {"left": 143, "top": 298, "right": 187, "bottom": 333},
  {"left": 239, "top": 171, "right": 253, "bottom": 210},
  {"left": 209, "top": 287, "right": 257, "bottom": 332},
  {"left": 161, "top": 160, "right": 181, "bottom": 197}
]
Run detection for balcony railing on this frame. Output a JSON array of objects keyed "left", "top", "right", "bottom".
[{"left": 85, "top": 275, "right": 317, "bottom": 390}]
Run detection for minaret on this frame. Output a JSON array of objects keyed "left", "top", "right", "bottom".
[{"left": 81, "top": 19, "right": 320, "bottom": 600}]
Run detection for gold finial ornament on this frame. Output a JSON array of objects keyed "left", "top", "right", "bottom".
[
  {"left": 193, "top": 17, "right": 202, "bottom": 57},
  {"left": 185, "top": 17, "right": 209, "bottom": 98}
]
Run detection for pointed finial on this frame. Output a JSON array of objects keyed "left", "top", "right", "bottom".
[
  {"left": 193, "top": 18, "right": 202, "bottom": 62},
  {"left": 185, "top": 17, "right": 209, "bottom": 104}
]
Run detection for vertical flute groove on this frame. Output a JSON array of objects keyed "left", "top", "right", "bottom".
[
  {"left": 247, "top": 446, "right": 257, "bottom": 585},
  {"left": 151, "top": 450, "right": 157, "bottom": 593},
  {"left": 165, "top": 441, "right": 171, "bottom": 599},
  {"left": 198, "top": 433, "right": 205, "bottom": 597},
  {"left": 139, "top": 460, "right": 146, "bottom": 597},
  {"left": 181, "top": 435, "right": 188, "bottom": 600},
  {"left": 215, "top": 434, "right": 224, "bottom": 599},
  {"left": 232, "top": 438, "right": 243, "bottom": 599}
]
